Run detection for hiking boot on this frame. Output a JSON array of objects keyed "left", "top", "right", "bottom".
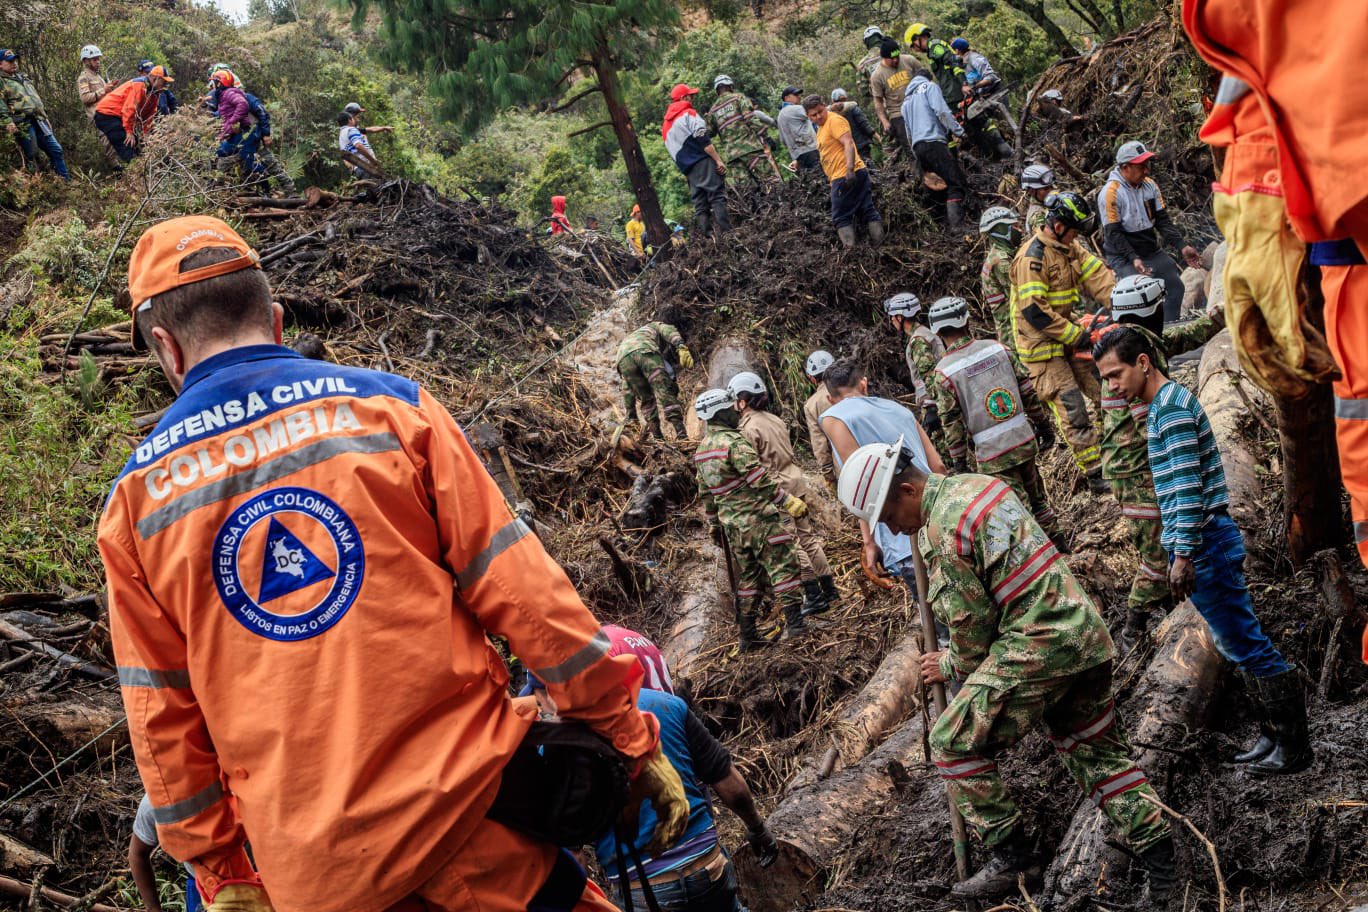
[
  {"left": 837, "top": 225, "right": 857, "bottom": 248},
  {"left": 1233, "top": 670, "right": 1276, "bottom": 763},
  {"left": 780, "top": 598, "right": 808, "bottom": 641},
  {"left": 817, "top": 574, "right": 843, "bottom": 612},
  {"left": 1086, "top": 469, "right": 1111, "bottom": 495},
  {"left": 800, "top": 579, "right": 830, "bottom": 618},
  {"left": 945, "top": 200, "right": 965, "bottom": 232},
  {"left": 950, "top": 834, "right": 1039, "bottom": 899},
  {"left": 1247, "top": 667, "right": 1313, "bottom": 776},
  {"left": 1138, "top": 835, "right": 1178, "bottom": 907},
  {"left": 867, "top": 219, "right": 886, "bottom": 246}
]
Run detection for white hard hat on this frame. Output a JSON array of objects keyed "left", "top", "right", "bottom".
[
  {"left": 831, "top": 87, "right": 848, "bottom": 102},
  {"left": 1021, "top": 164, "right": 1055, "bottom": 190},
  {"left": 726, "top": 371, "right": 766, "bottom": 398},
  {"left": 883, "top": 292, "right": 920, "bottom": 318},
  {"left": 837, "top": 436, "right": 906, "bottom": 525},
  {"left": 80, "top": 44, "right": 102, "bottom": 60},
  {"left": 863, "top": 26, "right": 884, "bottom": 40},
  {"left": 1110, "top": 274, "right": 1165, "bottom": 321},
  {"left": 928, "top": 297, "right": 970, "bottom": 333},
  {"left": 978, "top": 205, "right": 1018, "bottom": 235},
  {"left": 713, "top": 74, "right": 734, "bottom": 90},
  {"left": 694, "top": 388, "right": 736, "bottom": 420},
  {"left": 805, "top": 349, "right": 834, "bottom": 378},
  {"left": 1039, "top": 89, "right": 1064, "bottom": 103}
]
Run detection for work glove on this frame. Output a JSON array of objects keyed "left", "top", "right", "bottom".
[
  {"left": 747, "top": 824, "right": 780, "bottom": 867},
  {"left": 1213, "top": 184, "right": 1339, "bottom": 398},
  {"left": 203, "top": 882, "right": 274, "bottom": 912},
  {"left": 621, "top": 717, "right": 689, "bottom": 857},
  {"left": 781, "top": 494, "right": 808, "bottom": 518},
  {"left": 676, "top": 345, "right": 695, "bottom": 369}
]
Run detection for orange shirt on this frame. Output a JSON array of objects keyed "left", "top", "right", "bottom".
[
  {"left": 94, "top": 77, "right": 158, "bottom": 135},
  {"left": 816, "top": 111, "right": 865, "bottom": 182},
  {"left": 100, "top": 345, "right": 653, "bottom": 912}
]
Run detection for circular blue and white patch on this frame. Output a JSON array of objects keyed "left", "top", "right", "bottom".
[{"left": 212, "top": 486, "right": 365, "bottom": 641}]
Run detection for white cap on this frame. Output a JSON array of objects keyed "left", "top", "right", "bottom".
[
  {"left": 726, "top": 371, "right": 766, "bottom": 398},
  {"left": 1110, "top": 273, "right": 1165, "bottom": 320},
  {"left": 837, "top": 436, "right": 906, "bottom": 525},
  {"left": 883, "top": 292, "right": 920, "bottom": 318},
  {"left": 831, "top": 87, "right": 848, "bottom": 102},
  {"left": 80, "top": 45, "right": 102, "bottom": 60},
  {"left": 694, "top": 388, "right": 735, "bottom": 420},
  {"left": 805, "top": 349, "right": 834, "bottom": 378},
  {"left": 928, "top": 296, "right": 970, "bottom": 333}
]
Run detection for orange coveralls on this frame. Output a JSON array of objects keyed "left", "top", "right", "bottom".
[
  {"left": 1184, "top": 0, "right": 1368, "bottom": 661},
  {"left": 99, "top": 344, "right": 651, "bottom": 912},
  {"left": 94, "top": 77, "right": 159, "bottom": 136}
]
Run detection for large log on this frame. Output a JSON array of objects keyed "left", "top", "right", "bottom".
[
  {"left": 706, "top": 338, "right": 758, "bottom": 390},
  {"left": 0, "top": 875, "right": 119, "bottom": 912}
]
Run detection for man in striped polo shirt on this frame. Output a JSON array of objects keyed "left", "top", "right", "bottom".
[
  {"left": 834, "top": 440, "right": 1175, "bottom": 902},
  {"left": 1095, "top": 327, "right": 1312, "bottom": 776}
]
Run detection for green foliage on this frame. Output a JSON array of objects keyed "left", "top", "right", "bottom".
[
  {"left": 957, "top": 4, "right": 1055, "bottom": 85},
  {"left": 6, "top": 217, "right": 101, "bottom": 288}
]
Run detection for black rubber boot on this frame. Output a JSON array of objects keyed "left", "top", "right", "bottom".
[
  {"left": 950, "top": 832, "right": 1040, "bottom": 899},
  {"left": 668, "top": 415, "right": 688, "bottom": 439},
  {"left": 945, "top": 200, "right": 965, "bottom": 231},
  {"left": 1086, "top": 468, "right": 1111, "bottom": 495},
  {"left": 1116, "top": 607, "right": 1151, "bottom": 656},
  {"left": 780, "top": 597, "right": 807, "bottom": 641},
  {"left": 711, "top": 200, "right": 733, "bottom": 234},
  {"left": 817, "top": 574, "right": 842, "bottom": 611},
  {"left": 867, "top": 219, "right": 886, "bottom": 246},
  {"left": 994, "top": 138, "right": 1014, "bottom": 159},
  {"left": 837, "top": 225, "right": 857, "bottom": 248},
  {"left": 1247, "top": 667, "right": 1313, "bottom": 776},
  {"left": 1138, "top": 835, "right": 1178, "bottom": 907},
  {"left": 800, "top": 579, "right": 830, "bottom": 617},
  {"left": 694, "top": 211, "right": 712, "bottom": 238},
  {"left": 1233, "top": 670, "right": 1276, "bottom": 763},
  {"left": 737, "top": 605, "right": 773, "bottom": 653}
]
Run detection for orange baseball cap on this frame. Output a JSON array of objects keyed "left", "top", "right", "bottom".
[
  {"left": 148, "top": 65, "right": 175, "bottom": 83},
  {"left": 127, "top": 216, "right": 261, "bottom": 349}
]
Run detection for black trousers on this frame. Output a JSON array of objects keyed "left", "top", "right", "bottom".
[
  {"left": 93, "top": 112, "right": 137, "bottom": 162},
  {"left": 912, "top": 139, "right": 967, "bottom": 202}
]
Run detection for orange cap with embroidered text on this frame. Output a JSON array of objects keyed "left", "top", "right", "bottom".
[{"left": 126, "top": 216, "right": 262, "bottom": 349}]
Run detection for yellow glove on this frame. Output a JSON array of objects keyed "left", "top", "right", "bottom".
[
  {"left": 621, "top": 725, "right": 689, "bottom": 857},
  {"left": 1213, "top": 187, "right": 1339, "bottom": 398},
  {"left": 676, "top": 346, "right": 694, "bottom": 369},
  {"left": 204, "top": 882, "right": 274, "bottom": 912},
  {"left": 782, "top": 494, "right": 808, "bottom": 518}
]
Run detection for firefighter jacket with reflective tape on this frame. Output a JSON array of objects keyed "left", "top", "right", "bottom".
[
  {"left": 98, "top": 345, "right": 654, "bottom": 912},
  {"left": 933, "top": 337, "right": 1037, "bottom": 473},
  {"left": 1010, "top": 226, "right": 1115, "bottom": 363}
]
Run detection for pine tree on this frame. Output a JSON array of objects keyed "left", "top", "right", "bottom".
[{"left": 353, "top": 0, "right": 680, "bottom": 251}]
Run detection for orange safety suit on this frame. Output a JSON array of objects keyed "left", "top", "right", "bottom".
[
  {"left": 94, "top": 77, "right": 159, "bottom": 136},
  {"left": 1184, "top": 0, "right": 1368, "bottom": 662},
  {"left": 99, "top": 344, "right": 652, "bottom": 912}
]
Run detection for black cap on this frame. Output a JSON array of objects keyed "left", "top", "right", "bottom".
[
  {"left": 879, "top": 38, "right": 900, "bottom": 59},
  {"left": 782, "top": 85, "right": 802, "bottom": 99}
]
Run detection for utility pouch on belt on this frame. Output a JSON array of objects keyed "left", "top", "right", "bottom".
[{"left": 487, "top": 720, "right": 631, "bottom": 847}]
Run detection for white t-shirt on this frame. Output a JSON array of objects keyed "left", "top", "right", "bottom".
[
  {"left": 134, "top": 794, "right": 196, "bottom": 875},
  {"left": 337, "top": 125, "right": 372, "bottom": 157}
]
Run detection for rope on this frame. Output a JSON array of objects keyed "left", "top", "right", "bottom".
[{"left": 0, "top": 717, "right": 127, "bottom": 813}]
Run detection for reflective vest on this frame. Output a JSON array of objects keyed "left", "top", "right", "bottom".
[{"left": 939, "top": 339, "right": 1035, "bottom": 466}]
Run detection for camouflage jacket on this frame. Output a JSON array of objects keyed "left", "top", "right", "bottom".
[
  {"left": 0, "top": 71, "right": 46, "bottom": 124},
  {"left": 1025, "top": 200, "right": 1049, "bottom": 232},
  {"left": 905, "top": 326, "right": 945, "bottom": 404},
  {"left": 617, "top": 322, "right": 683, "bottom": 363},
  {"left": 918, "top": 473, "right": 1113, "bottom": 686},
  {"left": 1098, "top": 318, "right": 1219, "bottom": 480},
  {"left": 694, "top": 426, "right": 790, "bottom": 533},
  {"left": 705, "top": 91, "right": 774, "bottom": 158},
  {"left": 980, "top": 241, "right": 1016, "bottom": 349}
]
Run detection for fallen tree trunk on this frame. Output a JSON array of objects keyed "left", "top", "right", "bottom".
[
  {"left": 663, "top": 542, "right": 729, "bottom": 686},
  {"left": 0, "top": 875, "right": 119, "bottom": 912},
  {"left": 785, "top": 630, "right": 924, "bottom": 794},
  {"left": 0, "top": 619, "right": 114, "bottom": 681},
  {"left": 1044, "top": 328, "right": 1258, "bottom": 903},
  {"left": 706, "top": 338, "right": 758, "bottom": 390}
]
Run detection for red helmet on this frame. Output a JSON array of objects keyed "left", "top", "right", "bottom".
[{"left": 212, "top": 71, "right": 235, "bottom": 88}]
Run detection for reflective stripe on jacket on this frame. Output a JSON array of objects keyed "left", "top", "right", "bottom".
[{"left": 1010, "top": 227, "right": 1115, "bottom": 363}]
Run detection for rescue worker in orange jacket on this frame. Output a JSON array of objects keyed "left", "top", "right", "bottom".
[
  {"left": 1181, "top": 0, "right": 1366, "bottom": 662},
  {"left": 98, "top": 216, "right": 688, "bottom": 912},
  {"left": 93, "top": 65, "right": 172, "bottom": 162}
]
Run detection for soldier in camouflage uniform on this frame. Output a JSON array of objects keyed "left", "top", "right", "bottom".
[
  {"left": 884, "top": 292, "right": 947, "bottom": 460},
  {"left": 833, "top": 443, "right": 1177, "bottom": 903},
  {"left": 693, "top": 388, "right": 810, "bottom": 650},
  {"left": 1020, "top": 163, "right": 1057, "bottom": 232},
  {"left": 705, "top": 76, "right": 779, "bottom": 183},
  {"left": 1093, "top": 274, "right": 1222, "bottom": 648},
  {"left": 927, "top": 297, "right": 1063, "bottom": 547},
  {"left": 617, "top": 322, "right": 695, "bottom": 439}
]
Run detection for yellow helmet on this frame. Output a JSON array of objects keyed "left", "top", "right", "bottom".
[{"left": 904, "top": 22, "right": 931, "bottom": 44}]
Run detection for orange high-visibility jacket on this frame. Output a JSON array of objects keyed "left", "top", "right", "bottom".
[
  {"left": 99, "top": 345, "right": 653, "bottom": 912},
  {"left": 94, "top": 77, "right": 158, "bottom": 135},
  {"left": 1183, "top": 0, "right": 1368, "bottom": 245}
]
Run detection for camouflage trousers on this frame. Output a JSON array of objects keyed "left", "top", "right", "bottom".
[
  {"left": 723, "top": 513, "right": 804, "bottom": 623},
  {"left": 617, "top": 350, "right": 681, "bottom": 431},
  {"left": 931, "top": 661, "right": 1171, "bottom": 853},
  {"left": 251, "top": 146, "right": 297, "bottom": 195},
  {"left": 991, "top": 459, "right": 1057, "bottom": 537},
  {"left": 1027, "top": 356, "right": 1101, "bottom": 472},
  {"left": 1110, "top": 472, "right": 1170, "bottom": 613}
]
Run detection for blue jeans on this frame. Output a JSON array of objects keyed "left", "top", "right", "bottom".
[
  {"left": 1177, "top": 513, "right": 1289, "bottom": 678},
  {"left": 239, "top": 129, "right": 265, "bottom": 174},
  {"left": 829, "top": 168, "right": 879, "bottom": 228},
  {"left": 15, "top": 117, "right": 69, "bottom": 180},
  {"left": 185, "top": 873, "right": 200, "bottom": 912},
  {"left": 615, "top": 856, "right": 740, "bottom": 912}
]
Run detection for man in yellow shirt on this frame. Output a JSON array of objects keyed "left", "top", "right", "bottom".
[
  {"left": 625, "top": 204, "right": 646, "bottom": 257},
  {"left": 804, "top": 95, "right": 884, "bottom": 249}
]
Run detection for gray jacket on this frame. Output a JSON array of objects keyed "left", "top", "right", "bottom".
[
  {"left": 900, "top": 74, "right": 964, "bottom": 146},
  {"left": 777, "top": 103, "right": 817, "bottom": 159}
]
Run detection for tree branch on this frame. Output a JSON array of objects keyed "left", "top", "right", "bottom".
[
  {"left": 566, "top": 120, "right": 613, "bottom": 138},
  {"left": 548, "top": 84, "right": 602, "bottom": 113}
]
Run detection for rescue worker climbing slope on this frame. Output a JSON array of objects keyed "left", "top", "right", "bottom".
[
  {"left": 1094, "top": 274, "right": 1221, "bottom": 649},
  {"left": 1011, "top": 191, "right": 1115, "bottom": 491},
  {"left": 979, "top": 207, "right": 1028, "bottom": 371},
  {"left": 905, "top": 23, "right": 1011, "bottom": 159},
  {"left": 835, "top": 441, "right": 1176, "bottom": 903},
  {"left": 617, "top": 321, "right": 694, "bottom": 439},
  {"left": 705, "top": 76, "right": 778, "bottom": 182},
  {"left": 99, "top": 216, "right": 688, "bottom": 912},
  {"left": 693, "top": 388, "right": 810, "bottom": 650}
]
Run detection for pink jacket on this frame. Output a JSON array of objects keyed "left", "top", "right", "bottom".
[{"left": 216, "top": 86, "right": 251, "bottom": 141}]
